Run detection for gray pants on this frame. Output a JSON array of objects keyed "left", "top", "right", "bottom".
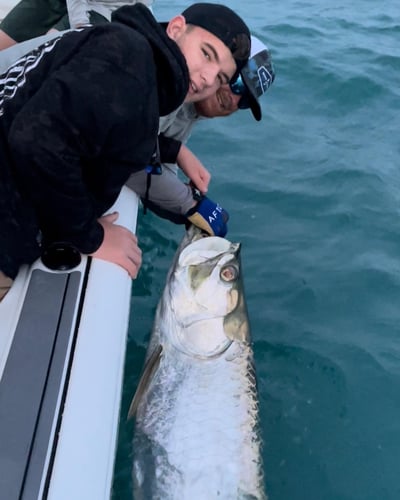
[{"left": 126, "top": 165, "right": 195, "bottom": 216}]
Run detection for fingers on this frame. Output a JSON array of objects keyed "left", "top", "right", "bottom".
[
  {"left": 110, "top": 231, "right": 142, "bottom": 278},
  {"left": 90, "top": 222, "right": 142, "bottom": 278},
  {"left": 190, "top": 175, "right": 210, "bottom": 195},
  {"left": 195, "top": 179, "right": 207, "bottom": 194},
  {"left": 202, "top": 170, "right": 211, "bottom": 184},
  {"left": 124, "top": 239, "right": 142, "bottom": 279},
  {"left": 196, "top": 171, "right": 211, "bottom": 194}
]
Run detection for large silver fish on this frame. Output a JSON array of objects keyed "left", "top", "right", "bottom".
[{"left": 129, "top": 226, "right": 265, "bottom": 500}]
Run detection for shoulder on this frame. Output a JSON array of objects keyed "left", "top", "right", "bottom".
[
  {"left": 92, "top": 22, "right": 151, "bottom": 55},
  {"left": 52, "top": 23, "right": 154, "bottom": 81},
  {"left": 82, "top": 23, "right": 154, "bottom": 75}
]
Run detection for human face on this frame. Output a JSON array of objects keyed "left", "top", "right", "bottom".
[
  {"left": 194, "top": 84, "right": 241, "bottom": 118},
  {"left": 167, "top": 16, "right": 237, "bottom": 103}
]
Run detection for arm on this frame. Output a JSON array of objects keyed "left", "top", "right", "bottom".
[
  {"left": 9, "top": 28, "right": 156, "bottom": 273},
  {"left": 176, "top": 144, "right": 211, "bottom": 194},
  {"left": 158, "top": 104, "right": 210, "bottom": 192},
  {"left": 157, "top": 135, "right": 211, "bottom": 193}
]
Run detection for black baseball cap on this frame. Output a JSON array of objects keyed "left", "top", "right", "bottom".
[{"left": 181, "top": 3, "right": 251, "bottom": 71}]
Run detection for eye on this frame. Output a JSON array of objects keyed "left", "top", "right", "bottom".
[
  {"left": 202, "top": 48, "right": 211, "bottom": 60},
  {"left": 220, "top": 264, "right": 238, "bottom": 282}
]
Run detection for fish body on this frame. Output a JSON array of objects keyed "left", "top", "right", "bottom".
[{"left": 131, "top": 227, "right": 265, "bottom": 499}]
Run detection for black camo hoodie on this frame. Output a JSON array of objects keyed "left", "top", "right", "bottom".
[{"left": 0, "top": 4, "right": 189, "bottom": 278}]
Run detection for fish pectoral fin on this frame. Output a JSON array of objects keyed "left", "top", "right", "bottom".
[{"left": 127, "top": 344, "right": 163, "bottom": 420}]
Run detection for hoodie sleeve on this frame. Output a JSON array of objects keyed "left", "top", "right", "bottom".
[
  {"left": 158, "top": 134, "right": 182, "bottom": 164},
  {"left": 8, "top": 26, "right": 158, "bottom": 254}
]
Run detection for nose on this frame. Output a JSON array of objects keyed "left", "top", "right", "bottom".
[{"left": 201, "top": 63, "right": 221, "bottom": 88}]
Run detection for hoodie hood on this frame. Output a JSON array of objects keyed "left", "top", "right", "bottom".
[{"left": 112, "top": 4, "right": 189, "bottom": 116}]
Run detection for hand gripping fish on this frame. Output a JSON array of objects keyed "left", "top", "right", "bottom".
[{"left": 129, "top": 226, "right": 265, "bottom": 500}]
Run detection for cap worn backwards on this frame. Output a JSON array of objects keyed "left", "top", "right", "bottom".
[
  {"left": 181, "top": 3, "right": 251, "bottom": 71},
  {"left": 239, "top": 35, "right": 275, "bottom": 121}
]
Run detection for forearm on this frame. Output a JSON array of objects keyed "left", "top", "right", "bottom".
[
  {"left": 10, "top": 140, "right": 104, "bottom": 252},
  {"left": 176, "top": 144, "right": 197, "bottom": 178},
  {"left": 176, "top": 144, "right": 211, "bottom": 193}
]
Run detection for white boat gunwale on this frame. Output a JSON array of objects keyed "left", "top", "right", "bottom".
[{"left": 0, "top": 186, "right": 139, "bottom": 500}]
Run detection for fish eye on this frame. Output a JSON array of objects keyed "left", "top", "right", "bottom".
[{"left": 220, "top": 264, "right": 238, "bottom": 282}]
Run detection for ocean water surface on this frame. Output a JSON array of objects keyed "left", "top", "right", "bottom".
[
  {"left": 112, "top": 1, "right": 400, "bottom": 499},
  {"left": 110, "top": 1, "right": 400, "bottom": 499},
  {"left": 0, "top": 0, "right": 398, "bottom": 498},
  {"left": 0, "top": 0, "right": 387, "bottom": 498}
]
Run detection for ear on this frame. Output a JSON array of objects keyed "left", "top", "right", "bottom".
[{"left": 166, "top": 15, "right": 187, "bottom": 41}]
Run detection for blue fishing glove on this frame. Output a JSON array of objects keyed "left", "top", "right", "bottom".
[{"left": 185, "top": 196, "right": 229, "bottom": 237}]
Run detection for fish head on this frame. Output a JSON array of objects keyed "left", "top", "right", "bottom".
[{"left": 167, "top": 231, "right": 251, "bottom": 359}]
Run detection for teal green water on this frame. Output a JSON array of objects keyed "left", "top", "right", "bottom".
[{"left": 112, "top": 1, "right": 400, "bottom": 499}]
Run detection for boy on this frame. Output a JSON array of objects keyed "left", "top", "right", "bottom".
[{"left": 0, "top": 3, "right": 251, "bottom": 300}]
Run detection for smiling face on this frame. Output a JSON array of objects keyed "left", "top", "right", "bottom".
[
  {"left": 194, "top": 84, "right": 242, "bottom": 117},
  {"left": 167, "top": 16, "right": 237, "bottom": 103}
]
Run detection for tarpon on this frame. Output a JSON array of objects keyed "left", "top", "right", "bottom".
[{"left": 129, "top": 226, "right": 265, "bottom": 499}]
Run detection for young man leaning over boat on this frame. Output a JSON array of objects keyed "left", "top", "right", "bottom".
[
  {"left": 0, "top": 2, "right": 251, "bottom": 301},
  {"left": 127, "top": 35, "right": 275, "bottom": 237}
]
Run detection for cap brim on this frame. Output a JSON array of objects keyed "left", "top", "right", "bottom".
[
  {"left": 248, "top": 93, "right": 262, "bottom": 121},
  {"left": 242, "top": 72, "right": 262, "bottom": 121},
  {"left": 240, "top": 45, "right": 275, "bottom": 122}
]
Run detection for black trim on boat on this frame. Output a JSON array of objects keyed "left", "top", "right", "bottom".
[
  {"left": 0, "top": 264, "right": 88, "bottom": 499},
  {"left": 42, "top": 257, "right": 91, "bottom": 499}
]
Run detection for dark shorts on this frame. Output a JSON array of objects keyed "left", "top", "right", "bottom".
[{"left": 0, "top": 0, "right": 69, "bottom": 42}]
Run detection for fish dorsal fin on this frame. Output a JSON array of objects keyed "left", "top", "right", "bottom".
[{"left": 127, "top": 344, "right": 163, "bottom": 420}]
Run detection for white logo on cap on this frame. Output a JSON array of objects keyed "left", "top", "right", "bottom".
[{"left": 258, "top": 66, "right": 273, "bottom": 94}]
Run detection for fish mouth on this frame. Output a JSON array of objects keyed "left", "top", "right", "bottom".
[
  {"left": 180, "top": 225, "right": 209, "bottom": 248},
  {"left": 178, "top": 236, "right": 233, "bottom": 268}
]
